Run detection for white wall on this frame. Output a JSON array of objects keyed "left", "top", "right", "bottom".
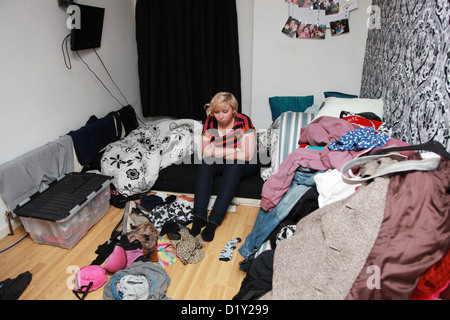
[
  {"left": 0, "top": 0, "right": 140, "bottom": 237},
  {"left": 250, "top": 0, "right": 371, "bottom": 129},
  {"left": 0, "top": 0, "right": 370, "bottom": 238}
]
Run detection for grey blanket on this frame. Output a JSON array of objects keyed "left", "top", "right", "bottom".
[{"left": 0, "top": 135, "right": 75, "bottom": 212}]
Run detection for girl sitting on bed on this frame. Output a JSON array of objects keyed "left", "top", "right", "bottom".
[{"left": 190, "top": 92, "right": 260, "bottom": 241}]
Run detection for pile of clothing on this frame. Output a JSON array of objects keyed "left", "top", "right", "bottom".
[
  {"left": 235, "top": 116, "right": 450, "bottom": 300},
  {"left": 73, "top": 193, "right": 208, "bottom": 300}
]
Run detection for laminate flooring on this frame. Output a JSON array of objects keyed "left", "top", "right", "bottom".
[{"left": 0, "top": 203, "right": 260, "bottom": 300}]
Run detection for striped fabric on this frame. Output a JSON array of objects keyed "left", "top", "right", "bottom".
[
  {"left": 203, "top": 113, "right": 255, "bottom": 148},
  {"left": 275, "top": 112, "right": 316, "bottom": 169}
]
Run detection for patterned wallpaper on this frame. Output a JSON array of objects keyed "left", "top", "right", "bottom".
[{"left": 360, "top": 0, "right": 450, "bottom": 150}]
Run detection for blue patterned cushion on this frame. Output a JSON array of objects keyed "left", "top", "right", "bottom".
[{"left": 269, "top": 96, "right": 314, "bottom": 121}]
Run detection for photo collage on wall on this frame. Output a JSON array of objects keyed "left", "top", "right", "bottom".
[
  {"left": 282, "top": 16, "right": 327, "bottom": 39},
  {"left": 282, "top": 0, "right": 356, "bottom": 39}
]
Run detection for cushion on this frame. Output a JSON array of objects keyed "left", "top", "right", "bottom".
[
  {"left": 269, "top": 96, "right": 314, "bottom": 121},
  {"left": 324, "top": 91, "right": 358, "bottom": 99},
  {"left": 275, "top": 112, "right": 316, "bottom": 170},
  {"left": 316, "top": 97, "right": 384, "bottom": 120}
]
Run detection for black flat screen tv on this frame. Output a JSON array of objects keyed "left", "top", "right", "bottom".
[{"left": 70, "top": 4, "right": 105, "bottom": 51}]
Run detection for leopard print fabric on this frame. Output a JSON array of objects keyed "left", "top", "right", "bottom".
[{"left": 170, "top": 228, "right": 205, "bottom": 265}]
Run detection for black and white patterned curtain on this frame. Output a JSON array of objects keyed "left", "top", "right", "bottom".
[{"left": 360, "top": 0, "right": 450, "bottom": 150}]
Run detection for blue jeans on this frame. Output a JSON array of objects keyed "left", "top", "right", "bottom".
[
  {"left": 193, "top": 157, "right": 261, "bottom": 226},
  {"left": 238, "top": 167, "right": 322, "bottom": 259}
]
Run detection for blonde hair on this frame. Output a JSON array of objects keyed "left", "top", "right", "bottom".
[{"left": 204, "top": 92, "right": 238, "bottom": 117}]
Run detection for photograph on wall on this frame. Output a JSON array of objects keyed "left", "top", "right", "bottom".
[
  {"left": 288, "top": 0, "right": 336, "bottom": 11},
  {"left": 296, "top": 23, "right": 326, "bottom": 39},
  {"left": 281, "top": 16, "right": 301, "bottom": 39},
  {"left": 298, "top": 0, "right": 313, "bottom": 8},
  {"left": 312, "top": 1, "right": 327, "bottom": 10},
  {"left": 286, "top": 0, "right": 313, "bottom": 8},
  {"left": 324, "top": 0, "right": 340, "bottom": 15},
  {"left": 330, "top": 18, "right": 349, "bottom": 36}
]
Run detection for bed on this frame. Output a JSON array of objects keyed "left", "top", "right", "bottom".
[{"left": 99, "top": 117, "right": 267, "bottom": 202}]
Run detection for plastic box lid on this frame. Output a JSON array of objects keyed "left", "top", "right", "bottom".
[{"left": 13, "top": 172, "right": 112, "bottom": 221}]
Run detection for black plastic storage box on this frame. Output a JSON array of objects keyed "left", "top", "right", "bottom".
[{"left": 14, "top": 172, "right": 112, "bottom": 249}]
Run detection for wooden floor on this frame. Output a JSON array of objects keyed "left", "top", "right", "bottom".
[{"left": 0, "top": 203, "right": 259, "bottom": 300}]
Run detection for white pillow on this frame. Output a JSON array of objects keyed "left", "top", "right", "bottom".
[{"left": 316, "top": 97, "right": 384, "bottom": 120}]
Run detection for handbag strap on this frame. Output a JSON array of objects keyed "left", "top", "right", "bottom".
[
  {"left": 370, "top": 140, "right": 450, "bottom": 160},
  {"left": 341, "top": 153, "right": 441, "bottom": 183},
  {"left": 73, "top": 282, "right": 93, "bottom": 300}
]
